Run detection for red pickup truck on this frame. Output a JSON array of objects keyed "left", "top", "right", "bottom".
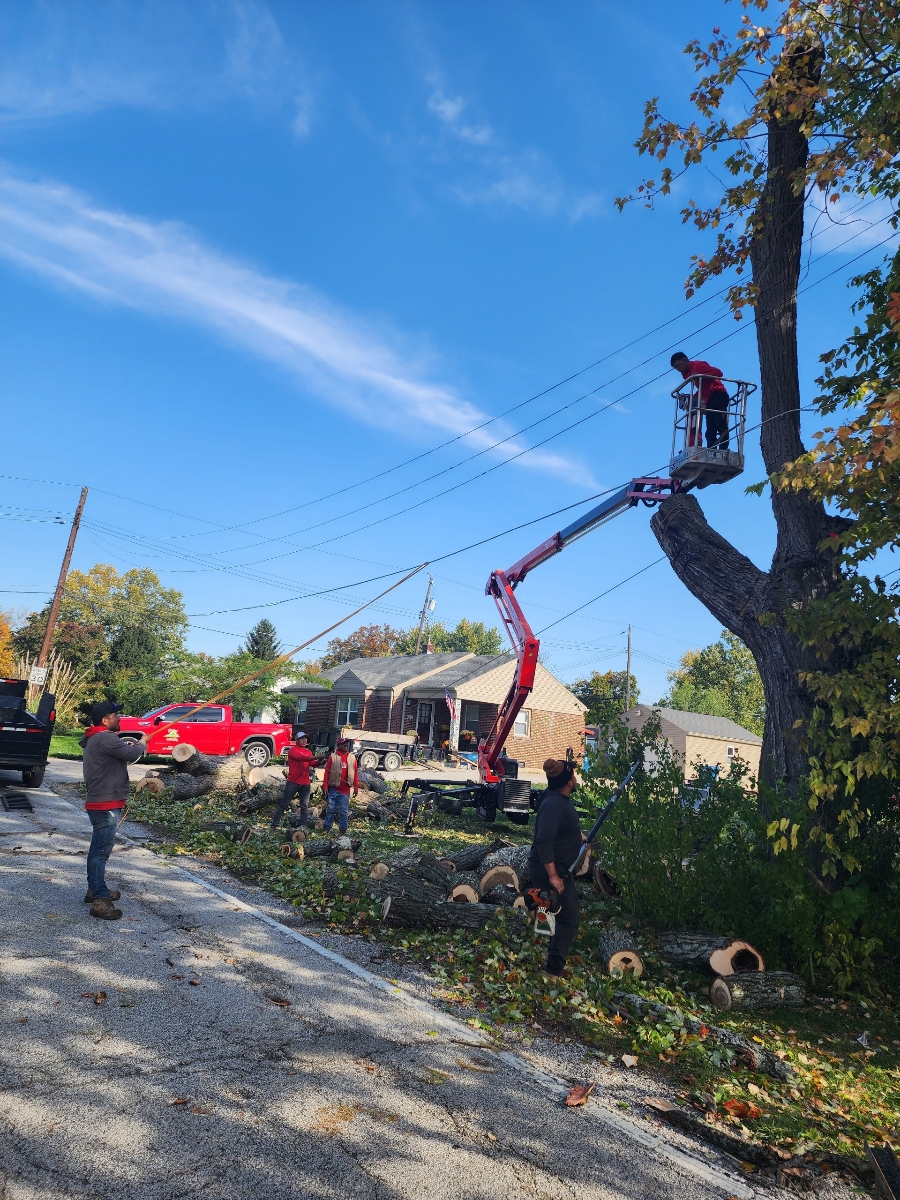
[{"left": 117, "top": 704, "right": 292, "bottom": 767}]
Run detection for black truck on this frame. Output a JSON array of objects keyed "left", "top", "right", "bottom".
[{"left": 0, "top": 679, "right": 56, "bottom": 788}]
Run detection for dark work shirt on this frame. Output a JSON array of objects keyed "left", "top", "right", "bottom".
[{"left": 529, "top": 789, "right": 583, "bottom": 873}]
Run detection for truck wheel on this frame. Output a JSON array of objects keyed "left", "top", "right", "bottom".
[
  {"left": 21, "top": 764, "right": 46, "bottom": 788},
  {"left": 119, "top": 735, "right": 141, "bottom": 747},
  {"left": 243, "top": 742, "right": 272, "bottom": 768},
  {"left": 358, "top": 750, "right": 380, "bottom": 770},
  {"left": 382, "top": 751, "right": 403, "bottom": 771}
]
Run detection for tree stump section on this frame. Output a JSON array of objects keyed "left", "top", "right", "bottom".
[
  {"left": 447, "top": 871, "right": 481, "bottom": 902},
  {"left": 479, "top": 864, "right": 519, "bottom": 893},
  {"left": 134, "top": 776, "right": 166, "bottom": 796},
  {"left": 479, "top": 844, "right": 530, "bottom": 888},
  {"left": 592, "top": 863, "right": 618, "bottom": 898},
  {"left": 597, "top": 928, "right": 644, "bottom": 978},
  {"left": 381, "top": 894, "right": 504, "bottom": 931},
  {"left": 370, "top": 873, "right": 446, "bottom": 906},
  {"left": 709, "top": 970, "right": 805, "bottom": 1011},
  {"left": 658, "top": 932, "right": 764, "bottom": 975},
  {"left": 386, "top": 847, "right": 455, "bottom": 890},
  {"left": 369, "top": 862, "right": 389, "bottom": 880},
  {"left": 446, "top": 838, "right": 512, "bottom": 872}
]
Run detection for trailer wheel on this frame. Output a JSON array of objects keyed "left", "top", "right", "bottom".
[
  {"left": 21, "top": 764, "right": 46, "bottom": 788},
  {"left": 506, "top": 811, "right": 530, "bottom": 825},
  {"left": 382, "top": 751, "right": 403, "bottom": 771},
  {"left": 358, "top": 750, "right": 380, "bottom": 771}
]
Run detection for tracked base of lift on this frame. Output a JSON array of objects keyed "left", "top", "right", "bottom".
[{"left": 670, "top": 445, "right": 744, "bottom": 488}]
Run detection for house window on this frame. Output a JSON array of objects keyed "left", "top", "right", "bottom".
[
  {"left": 513, "top": 709, "right": 531, "bottom": 738},
  {"left": 461, "top": 703, "right": 480, "bottom": 736},
  {"left": 726, "top": 745, "right": 736, "bottom": 758},
  {"left": 337, "top": 697, "right": 360, "bottom": 727}
]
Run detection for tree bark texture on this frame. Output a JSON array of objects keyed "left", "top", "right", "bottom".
[
  {"left": 385, "top": 847, "right": 455, "bottom": 889},
  {"left": 446, "top": 839, "right": 510, "bottom": 872},
  {"left": 596, "top": 928, "right": 644, "bottom": 978},
  {"left": 658, "top": 932, "right": 764, "bottom": 975},
  {"left": 369, "top": 873, "right": 447, "bottom": 907},
  {"left": 709, "top": 970, "right": 805, "bottom": 1011},
  {"left": 448, "top": 871, "right": 482, "bottom": 902},
  {"left": 381, "top": 894, "right": 505, "bottom": 931},
  {"left": 649, "top": 50, "right": 849, "bottom": 795}
]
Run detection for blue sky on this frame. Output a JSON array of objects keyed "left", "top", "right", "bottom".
[{"left": 2, "top": 0, "right": 897, "bottom": 703}]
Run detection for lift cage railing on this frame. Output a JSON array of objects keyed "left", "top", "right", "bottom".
[{"left": 670, "top": 375, "right": 756, "bottom": 487}]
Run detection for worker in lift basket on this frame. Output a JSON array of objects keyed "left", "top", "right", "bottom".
[
  {"left": 529, "top": 758, "right": 587, "bottom": 979},
  {"left": 321, "top": 737, "right": 358, "bottom": 835},
  {"left": 671, "top": 351, "right": 730, "bottom": 450}
]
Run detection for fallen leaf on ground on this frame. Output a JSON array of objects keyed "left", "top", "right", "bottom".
[
  {"left": 170, "top": 974, "right": 184, "bottom": 980},
  {"left": 314, "top": 1104, "right": 356, "bottom": 1136},
  {"left": 621, "top": 1054, "right": 638, "bottom": 1068},
  {"left": 190, "top": 1105, "right": 213, "bottom": 1115},
  {"left": 723, "top": 1099, "right": 762, "bottom": 1120},
  {"left": 265, "top": 995, "right": 292, "bottom": 1007},
  {"left": 171, "top": 1098, "right": 189, "bottom": 1106},
  {"left": 486, "top": 1132, "right": 497, "bottom": 1141},
  {"left": 188, "top": 979, "right": 201, "bottom": 986},
  {"left": 565, "top": 1083, "right": 596, "bottom": 1107}
]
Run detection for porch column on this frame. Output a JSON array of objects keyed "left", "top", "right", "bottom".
[{"left": 449, "top": 694, "right": 461, "bottom": 752}]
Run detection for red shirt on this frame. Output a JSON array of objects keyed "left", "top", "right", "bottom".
[
  {"left": 679, "top": 359, "right": 727, "bottom": 406},
  {"left": 286, "top": 745, "right": 320, "bottom": 785}
]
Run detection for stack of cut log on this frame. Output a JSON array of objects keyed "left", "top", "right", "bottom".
[
  {"left": 361, "top": 840, "right": 532, "bottom": 927},
  {"left": 657, "top": 932, "right": 806, "bottom": 1011},
  {"left": 133, "top": 743, "right": 251, "bottom": 802}
]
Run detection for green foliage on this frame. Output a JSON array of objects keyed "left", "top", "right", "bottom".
[
  {"left": 395, "top": 617, "right": 504, "bottom": 656},
  {"left": 323, "top": 617, "right": 504, "bottom": 667},
  {"left": 570, "top": 669, "right": 640, "bottom": 725},
  {"left": 659, "top": 630, "right": 765, "bottom": 736},
  {"left": 244, "top": 618, "right": 281, "bottom": 661},
  {"left": 321, "top": 623, "right": 404, "bottom": 668},
  {"left": 60, "top": 564, "right": 187, "bottom": 652}
]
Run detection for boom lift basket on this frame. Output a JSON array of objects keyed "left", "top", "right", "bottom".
[{"left": 670, "top": 376, "right": 755, "bottom": 488}]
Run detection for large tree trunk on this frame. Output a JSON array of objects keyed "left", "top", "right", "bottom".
[{"left": 650, "top": 49, "right": 848, "bottom": 797}]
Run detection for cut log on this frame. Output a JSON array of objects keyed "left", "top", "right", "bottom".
[
  {"left": 135, "top": 776, "right": 166, "bottom": 796},
  {"left": 437, "top": 858, "right": 456, "bottom": 875},
  {"left": 170, "top": 743, "right": 217, "bottom": 773},
  {"left": 169, "top": 744, "right": 247, "bottom": 790},
  {"left": 358, "top": 769, "right": 387, "bottom": 794},
  {"left": 448, "top": 871, "right": 481, "bottom": 902},
  {"left": 370, "top": 872, "right": 447, "bottom": 906},
  {"left": 613, "top": 991, "right": 793, "bottom": 1081},
  {"left": 597, "top": 928, "right": 644, "bottom": 978},
  {"left": 291, "top": 830, "right": 307, "bottom": 843},
  {"left": 512, "top": 894, "right": 527, "bottom": 910},
  {"left": 592, "top": 863, "right": 618, "bottom": 898},
  {"left": 709, "top": 971, "right": 805, "bottom": 1011},
  {"left": 369, "top": 862, "right": 389, "bottom": 880},
  {"left": 445, "top": 838, "right": 512, "bottom": 873},
  {"left": 381, "top": 894, "right": 505, "bottom": 931},
  {"left": 644, "top": 1099, "right": 777, "bottom": 1169},
  {"left": 245, "top": 766, "right": 268, "bottom": 789},
  {"left": 237, "top": 784, "right": 282, "bottom": 813},
  {"left": 658, "top": 933, "right": 764, "bottom": 975},
  {"left": 337, "top": 849, "right": 357, "bottom": 863},
  {"left": 170, "top": 773, "right": 216, "bottom": 802},
  {"left": 303, "top": 838, "right": 336, "bottom": 858},
  {"left": 280, "top": 843, "right": 293, "bottom": 857},
  {"left": 386, "top": 847, "right": 455, "bottom": 889},
  {"left": 483, "top": 884, "right": 520, "bottom": 907},
  {"left": 479, "top": 864, "right": 519, "bottom": 893},
  {"left": 479, "top": 843, "right": 531, "bottom": 885}
]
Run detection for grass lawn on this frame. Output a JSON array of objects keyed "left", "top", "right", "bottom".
[
  {"left": 49, "top": 735, "right": 84, "bottom": 759},
  {"left": 123, "top": 779, "right": 899, "bottom": 1177}
]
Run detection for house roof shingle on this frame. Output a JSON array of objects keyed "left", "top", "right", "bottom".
[{"left": 633, "top": 706, "right": 762, "bottom": 744}]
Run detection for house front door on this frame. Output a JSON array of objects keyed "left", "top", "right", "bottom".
[{"left": 416, "top": 702, "right": 434, "bottom": 745}]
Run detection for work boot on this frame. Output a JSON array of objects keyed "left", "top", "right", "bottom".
[
  {"left": 90, "top": 896, "right": 123, "bottom": 921},
  {"left": 84, "top": 888, "right": 120, "bottom": 903}
]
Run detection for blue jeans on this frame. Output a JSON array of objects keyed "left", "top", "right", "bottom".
[
  {"left": 87, "top": 809, "right": 120, "bottom": 899},
  {"left": 323, "top": 788, "right": 349, "bottom": 833}
]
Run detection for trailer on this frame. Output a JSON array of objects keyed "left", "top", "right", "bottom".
[
  {"left": 0, "top": 679, "right": 57, "bottom": 788},
  {"left": 310, "top": 726, "right": 417, "bottom": 771}
]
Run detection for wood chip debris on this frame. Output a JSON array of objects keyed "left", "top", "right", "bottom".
[
  {"left": 80, "top": 991, "right": 107, "bottom": 1005},
  {"left": 265, "top": 994, "right": 292, "bottom": 1006},
  {"left": 565, "top": 1083, "right": 596, "bottom": 1107}
]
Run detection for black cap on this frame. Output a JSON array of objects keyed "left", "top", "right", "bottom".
[{"left": 90, "top": 700, "right": 123, "bottom": 724}]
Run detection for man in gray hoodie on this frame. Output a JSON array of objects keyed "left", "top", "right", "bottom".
[{"left": 80, "top": 701, "right": 148, "bottom": 920}]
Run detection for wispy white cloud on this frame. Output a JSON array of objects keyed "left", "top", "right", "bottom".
[
  {"left": 423, "top": 77, "right": 602, "bottom": 221},
  {"left": 0, "top": 0, "right": 314, "bottom": 136},
  {"left": 0, "top": 170, "right": 594, "bottom": 486}
]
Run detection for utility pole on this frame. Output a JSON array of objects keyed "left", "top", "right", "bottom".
[
  {"left": 37, "top": 487, "right": 88, "bottom": 669},
  {"left": 624, "top": 624, "right": 633, "bottom": 712},
  {"left": 413, "top": 575, "right": 435, "bottom": 655}
]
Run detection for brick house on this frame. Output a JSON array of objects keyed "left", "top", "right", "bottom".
[
  {"left": 622, "top": 706, "right": 762, "bottom": 781},
  {"left": 282, "top": 652, "right": 587, "bottom": 772}
]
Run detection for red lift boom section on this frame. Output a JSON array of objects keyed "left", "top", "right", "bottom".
[{"left": 476, "top": 374, "right": 755, "bottom": 785}]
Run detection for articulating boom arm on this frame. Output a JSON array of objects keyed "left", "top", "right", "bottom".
[{"left": 478, "top": 477, "right": 684, "bottom": 783}]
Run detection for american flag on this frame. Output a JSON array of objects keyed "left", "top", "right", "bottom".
[{"left": 444, "top": 689, "right": 458, "bottom": 722}]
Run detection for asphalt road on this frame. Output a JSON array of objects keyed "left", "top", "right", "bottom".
[{"left": 0, "top": 780, "right": 764, "bottom": 1200}]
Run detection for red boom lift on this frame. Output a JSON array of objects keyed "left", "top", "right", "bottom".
[{"left": 399, "top": 374, "right": 754, "bottom": 827}]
